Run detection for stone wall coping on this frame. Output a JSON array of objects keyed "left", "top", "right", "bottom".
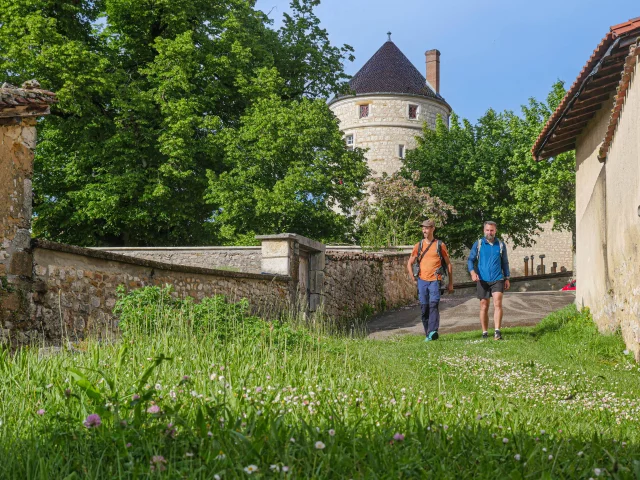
[
  {"left": 453, "top": 271, "right": 573, "bottom": 289},
  {"left": 93, "top": 246, "right": 261, "bottom": 252},
  {"left": 255, "top": 233, "right": 325, "bottom": 253},
  {"left": 32, "top": 239, "right": 290, "bottom": 283}
]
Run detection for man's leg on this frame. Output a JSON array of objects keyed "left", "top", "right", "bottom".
[
  {"left": 427, "top": 281, "right": 441, "bottom": 337},
  {"left": 417, "top": 279, "right": 429, "bottom": 337},
  {"left": 492, "top": 291, "right": 504, "bottom": 330},
  {"left": 479, "top": 299, "right": 490, "bottom": 332}
]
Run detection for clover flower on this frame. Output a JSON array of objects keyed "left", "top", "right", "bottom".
[
  {"left": 37, "top": 409, "right": 46, "bottom": 416},
  {"left": 328, "top": 429, "right": 336, "bottom": 436},
  {"left": 514, "top": 454, "right": 521, "bottom": 461},
  {"left": 147, "top": 405, "right": 161, "bottom": 414},
  {"left": 393, "top": 433, "right": 405, "bottom": 441},
  {"left": 83, "top": 414, "right": 102, "bottom": 428},
  {"left": 315, "top": 441, "right": 326, "bottom": 450},
  {"left": 150, "top": 455, "right": 167, "bottom": 472}
]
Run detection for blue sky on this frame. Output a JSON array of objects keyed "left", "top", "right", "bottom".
[{"left": 255, "top": 0, "right": 638, "bottom": 122}]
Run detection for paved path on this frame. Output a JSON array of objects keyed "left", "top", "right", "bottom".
[{"left": 367, "top": 291, "right": 576, "bottom": 339}]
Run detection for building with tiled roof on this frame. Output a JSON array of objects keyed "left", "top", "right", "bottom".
[
  {"left": 533, "top": 17, "right": 640, "bottom": 361},
  {"left": 329, "top": 35, "right": 451, "bottom": 176}
]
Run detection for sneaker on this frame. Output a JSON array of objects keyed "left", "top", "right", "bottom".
[
  {"left": 482, "top": 332, "right": 489, "bottom": 339},
  {"left": 424, "top": 336, "right": 431, "bottom": 342},
  {"left": 494, "top": 330, "right": 503, "bottom": 340},
  {"left": 427, "top": 330, "right": 439, "bottom": 341}
]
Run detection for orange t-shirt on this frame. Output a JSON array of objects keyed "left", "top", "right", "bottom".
[{"left": 411, "top": 240, "right": 450, "bottom": 281}]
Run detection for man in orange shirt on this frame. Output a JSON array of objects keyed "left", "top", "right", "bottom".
[{"left": 407, "top": 219, "right": 454, "bottom": 341}]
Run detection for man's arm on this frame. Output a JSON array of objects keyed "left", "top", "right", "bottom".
[
  {"left": 442, "top": 244, "right": 454, "bottom": 293},
  {"left": 407, "top": 253, "right": 418, "bottom": 282},
  {"left": 467, "top": 241, "right": 479, "bottom": 282},
  {"left": 501, "top": 242, "right": 511, "bottom": 289}
]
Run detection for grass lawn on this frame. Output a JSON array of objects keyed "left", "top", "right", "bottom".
[{"left": 0, "top": 288, "right": 639, "bottom": 479}]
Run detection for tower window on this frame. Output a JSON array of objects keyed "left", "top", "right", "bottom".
[
  {"left": 408, "top": 104, "right": 418, "bottom": 119},
  {"left": 359, "top": 104, "right": 370, "bottom": 118},
  {"left": 345, "top": 134, "right": 354, "bottom": 150},
  {"left": 398, "top": 145, "right": 405, "bottom": 159}
]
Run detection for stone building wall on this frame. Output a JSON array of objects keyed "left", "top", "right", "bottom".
[
  {"left": 26, "top": 241, "right": 291, "bottom": 343},
  {"left": 329, "top": 95, "right": 450, "bottom": 175},
  {"left": 96, "top": 247, "right": 262, "bottom": 273}
]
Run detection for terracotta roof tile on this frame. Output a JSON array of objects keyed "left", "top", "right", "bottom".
[
  {"left": 0, "top": 80, "right": 57, "bottom": 117},
  {"left": 532, "top": 17, "right": 640, "bottom": 159}
]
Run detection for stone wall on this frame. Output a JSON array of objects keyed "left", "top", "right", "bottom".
[
  {"left": 96, "top": 247, "right": 262, "bottom": 273},
  {"left": 329, "top": 94, "right": 450, "bottom": 175},
  {"left": 25, "top": 240, "right": 292, "bottom": 343}
]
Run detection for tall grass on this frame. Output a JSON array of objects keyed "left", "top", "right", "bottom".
[{"left": 0, "top": 288, "right": 638, "bottom": 479}]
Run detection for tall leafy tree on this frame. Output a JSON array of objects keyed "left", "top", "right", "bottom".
[
  {"left": 0, "top": 0, "right": 359, "bottom": 246},
  {"left": 403, "top": 82, "right": 575, "bottom": 256},
  {"left": 206, "top": 70, "right": 369, "bottom": 244}
]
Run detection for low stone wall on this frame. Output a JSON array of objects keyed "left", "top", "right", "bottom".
[
  {"left": 452, "top": 271, "right": 574, "bottom": 296},
  {"left": 19, "top": 240, "right": 292, "bottom": 344},
  {"left": 322, "top": 252, "right": 417, "bottom": 320},
  {"left": 96, "top": 247, "right": 262, "bottom": 273}
]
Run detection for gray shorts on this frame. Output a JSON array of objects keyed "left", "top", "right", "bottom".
[{"left": 477, "top": 280, "right": 505, "bottom": 299}]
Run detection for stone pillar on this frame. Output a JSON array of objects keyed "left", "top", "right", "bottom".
[
  {"left": 0, "top": 81, "right": 56, "bottom": 339},
  {"left": 256, "top": 233, "right": 326, "bottom": 314}
]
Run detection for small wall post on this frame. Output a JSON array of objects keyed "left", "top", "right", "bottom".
[
  {"left": 524, "top": 257, "right": 529, "bottom": 276},
  {"left": 539, "top": 254, "right": 546, "bottom": 275}
]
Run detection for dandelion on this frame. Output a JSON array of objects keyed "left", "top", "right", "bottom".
[
  {"left": 37, "top": 409, "right": 46, "bottom": 416},
  {"left": 243, "top": 465, "right": 259, "bottom": 474},
  {"left": 514, "top": 454, "right": 521, "bottom": 461},
  {"left": 393, "top": 433, "right": 405, "bottom": 442},
  {"left": 83, "top": 414, "right": 102, "bottom": 428},
  {"left": 315, "top": 441, "right": 326, "bottom": 450},
  {"left": 147, "top": 405, "right": 161, "bottom": 414}
]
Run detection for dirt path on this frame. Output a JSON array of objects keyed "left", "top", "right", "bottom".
[{"left": 367, "top": 291, "right": 576, "bottom": 339}]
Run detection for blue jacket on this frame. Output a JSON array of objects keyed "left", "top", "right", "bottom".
[{"left": 467, "top": 238, "right": 510, "bottom": 282}]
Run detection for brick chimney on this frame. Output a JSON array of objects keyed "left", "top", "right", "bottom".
[{"left": 425, "top": 49, "right": 441, "bottom": 94}]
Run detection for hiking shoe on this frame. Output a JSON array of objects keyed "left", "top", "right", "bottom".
[
  {"left": 482, "top": 332, "right": 489, "bottom": 340},
  {"left": 427, "top": 330, "right": 439, "bottom": 341},
  {"left": 494, "top": 330, "right": 503, "bottom": 340}
]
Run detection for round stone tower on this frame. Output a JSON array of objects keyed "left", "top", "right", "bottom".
[{"left": 329, "top": 36, "right": 452, "bottom": 176}]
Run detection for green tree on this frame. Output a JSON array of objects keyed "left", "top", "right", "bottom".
[
  {"left": 206, "top": 80, "right": 369, "bottom": 244},
  {"left": 354, "top": 172, "right": 455, "bottom": 249},
  {"left": 0, "top": 0, "right": 358, "bottom": 246},
  {"left": 403, "top": 82, "right": 575, "bottom": 256}
]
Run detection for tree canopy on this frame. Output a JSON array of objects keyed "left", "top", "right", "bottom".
[
  {"left": 1, "top": 0, "right": 365, "bottom": 246},
  {"left": 402, "top": 82, "right": 575, "bottom": 257}
]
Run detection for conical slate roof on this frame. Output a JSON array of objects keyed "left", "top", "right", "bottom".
[{"left": 332, "top": 41, "right": 445, "bottom": 103}]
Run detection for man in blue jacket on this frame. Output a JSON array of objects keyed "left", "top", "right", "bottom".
[{"left": 467, "top": 221, "right": 511, "bottom": 340}]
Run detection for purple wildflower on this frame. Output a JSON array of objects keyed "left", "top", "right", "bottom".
[
  {"left": 37, "top": 409, "right": 46, "bottom": 416},
  {"left": 84, "top": 413, "right": 102, "bottom": 428},
  {"left": 147, "top": 405, "right": 161, "bottom": 414},
  {"left": 393, "top": 433, "right": 405, "bottom": 441}
]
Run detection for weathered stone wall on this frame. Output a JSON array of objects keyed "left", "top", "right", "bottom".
[
  {"left": 96, "top": 247, "right": 262, "bottom": 273},
  {"left": 323, "top": 252, "right": 385, "bottom": 319},
  {"left": 0, "top": 118, "right": 37, "bottom": 330},
  {"left": 329, "top": 94, "right": 450, "bottom": 175},
  {"left": 26, "top": 240, "right": 292, "bottom": 343},
  {"left": 597, "top": 55, "right": 640, "bottom": 361}
]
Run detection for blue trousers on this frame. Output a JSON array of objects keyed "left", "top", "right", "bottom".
[{"left": 417, "top": 279, "right": 441, "bottom": 335}]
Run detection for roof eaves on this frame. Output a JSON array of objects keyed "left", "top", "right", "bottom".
[
  {"left": 597, "top": 40, "right": 640, "bottom": 162},
  {"left": 0, "top": 80, "right": 57, "bottom": 118}
]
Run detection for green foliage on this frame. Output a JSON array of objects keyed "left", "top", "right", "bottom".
[
  {"left": 403, "top": 82, "right": 575, "bottom": 256},
  {"left": 355, "top": 171, "right": 455, "bottom": 248},
  {"left": 0, "top": 0, "right": 360, "bottom": 246},
  {"left": 114, "top": 285, "right": 311, "bottom": 346},
  {"left": 205, "top": 87, "right": 369, "bottom": 244},
  {"left": 0, "top": 300, "right": 638, "bottom": 478}
]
